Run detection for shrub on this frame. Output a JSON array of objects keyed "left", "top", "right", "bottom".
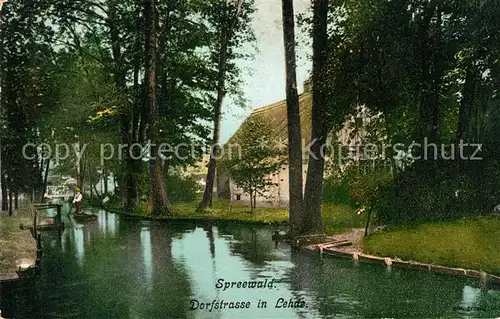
[
  {"left": 166, "top": 172, "right": 198, "bottom": 203},
  {"left": 323, "top": 177, "right": 351, "bottom": 204},
  {"left": 374, "top": 160, "right": 500, "bottom": 225}
]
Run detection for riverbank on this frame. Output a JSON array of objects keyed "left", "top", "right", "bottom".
[
  {"left": 300, "top": 216, "right": 500, "bottom": 289},
  {"left": 362, "top": 215, "right": 500, "bottom": 276},
  {"left": 300, "top": 215, "right": 500, "bottom": 287},
  {"left": 0, "top": 208, "right": 37, "bottom": 282},
  {"left": 94, "top": 199, "right": 500, "bottom": 277},
  {"left": 101, "top": 200, "right": 366, "bottom": 235}
]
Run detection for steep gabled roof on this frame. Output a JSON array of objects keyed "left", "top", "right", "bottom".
[{"left": 226, "top": 91, "right": 313, "bottom": 148}]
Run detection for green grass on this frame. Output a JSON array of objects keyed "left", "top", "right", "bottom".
[
  {"left": 0, "top": 207, "right": 37, "bottom": 279},
  {"left": 120, "top": 200, "right": 366, "bottom": 235},
  {"left": 362, "top": 216, "right": 500, "bottom": 275},
  {"left": 172, "top": 200, "right": 288, "bottom": 224},
  {"left": 322, "top": 203, "right": 367, "bottom": 235}
]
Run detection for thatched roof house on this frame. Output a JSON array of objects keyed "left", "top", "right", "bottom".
[
  {"left": 226, "top": 82, "right": 313, "bottom": 148},
  {"left": 216, "top": 81, "right": 315, "bottom": 206}
]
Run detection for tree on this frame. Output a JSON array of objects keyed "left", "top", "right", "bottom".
[
  {"left": 225, "top": 118, "right": 285, "bottom": 214},
  {"left": 50, "top": 0, "right": 219, "bottom": 214},
  {"left": 0, "top": 0, "right": 57, "bottom": 210},
  {"left": 302, "top": 0, "right": 329, "bottom": 235},
  {"left": 143, "top": 0, "right": 171, "bottom": 218},
  {"left": 198, "top": 0, "right": 256, "bottom": 210},
  {"left": 281, "top": 0, "right": 304, "bottom": 236},
  {"left": 323, "top": 0, "right": 500, "bottom": 224},
  {"left": 52, "top": 0, "right": 145, "bottom": 210}
]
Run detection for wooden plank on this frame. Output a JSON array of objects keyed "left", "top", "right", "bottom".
[{"left": 306, "top": 237, "right": 500, "bottom": 288}]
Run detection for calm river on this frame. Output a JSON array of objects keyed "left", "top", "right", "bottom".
[{"left": 2, "top": 209, "right": 500, "bottom": 318}]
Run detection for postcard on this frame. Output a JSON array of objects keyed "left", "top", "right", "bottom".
[{"left": 1, "top": 0, "right": 499, "bottom": 318}]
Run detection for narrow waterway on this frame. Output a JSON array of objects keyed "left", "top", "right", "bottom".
[{"left": 2, "top": 208, "right": 500, "bottom": 318}]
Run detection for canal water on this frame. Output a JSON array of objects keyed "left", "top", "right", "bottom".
[{"left": 2, "top": 209, "right": 500, "bottom": 318}]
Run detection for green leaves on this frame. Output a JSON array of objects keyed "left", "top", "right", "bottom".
[{"left": 224, "top": 117, "right": 286, "bottom": 204}]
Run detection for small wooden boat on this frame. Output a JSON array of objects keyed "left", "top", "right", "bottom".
[{"left": 73, "top": 213, "right": 98, "bottom": 222}]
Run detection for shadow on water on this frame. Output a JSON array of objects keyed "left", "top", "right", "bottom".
[
  {"left": 288, "top": 252, "right": 500, "bottom": 318},
  {"left": 1, "top": 208, "right": 500, "bottom": 318}
]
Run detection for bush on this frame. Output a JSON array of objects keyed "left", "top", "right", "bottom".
[
  {"left": 166, "top": 172, "right": 198, "bottom": 203},
  {"left": 323, "top": 162, "right": 392, "bottom": 208},
  {"left": 374, "top": 160, "right": 500, "bottom": 225},
  {"left": 323, "top": 177, "right": 351, "bottom": 204},
  {"left": 348, "top": 170, "right": 392, "bottom": 208},
  {"left": 136, "top": 166, "right": 198, "bottom": 203}
]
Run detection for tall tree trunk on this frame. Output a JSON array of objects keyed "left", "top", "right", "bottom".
[
  {"left": 132, "top": 2, "right": 143, "bottom": 144},
  {"left": 8, "top": 189, "right": 12, "bottom": 216},
  {"left": 108, "top": 0, "right": 140, "bottom": 211},
  {"left": 303, "top": 0, "right": 328, "bottom": 235},
  {"left": 249, "top": 188, "right": 254, "bottom": 214},
  {"left": 39, "top": 158, "right": 44, "bottom": 189},
  {"left": 456, "top": 66, "right": 476, "bottom": 143},
  {"left": 281, "top": 0, "right": 304, "bottom": 236},
  {"left": 103, "top": 166, "right": 108, "bottom": 196},
  {"left": 77, "top": 152, "right": 85, "bottom": 193},
  {"left": 1, "top": 173, "right": 7, "bottom": 211},
  {"left": 93, "top": 183, "right": 101, "bottom": 199},
  {"left": 198, "top": 7, "right": 232, "bottom": 211},
  {"left": 144, "top": 0, "right": 172, "bottom": 218},
  {"left": 156, "top": 9, "right": 176, "bottom": 212},
  {"left": 455, "top": 65, "right": 476, "bottom": 168},
  {"left": 416, "top": 1, "right": 442, "bottom": 167},
  {"left": 14, "top": 192, "right": 18, "bottom": 210}
]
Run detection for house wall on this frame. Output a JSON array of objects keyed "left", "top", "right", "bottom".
[
  {"left": 214, "top": 84, "right": 372, "bottom": 208},
  {"left": 226, "top": 164, "right": 308, "bottom": 208}
]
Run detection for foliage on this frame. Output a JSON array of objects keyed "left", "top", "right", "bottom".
[
  {"left": 323, "top": 105, "right": 393, "bottom": 208},
  {"left": 322, "top": 203, "right": 367, "bottom": 235},
  {"left": 374, "top": 161, "right": 500, "bottom": 225},
  {"left": 166, "top": 170, "right": 198, "bottom": 203},
  {"left": 348, "top": 169, "right": 392, "bottom": 208},
  {"left": 0, "top": 0, "right": 257, "bottom": 212},
  {"left": 223, "top": 117, "right": 286, "bottom": 213},
  {"left": 323, "top": 177, "right": 350, "bottom": 205},
  {"left": 0, "top": 0, "right": 57, "bottom": 201},
  {"left": 199, "top": 0, "right": 257, "bottom": 106},
  {"left": 314, "top": 0, "right": 500, "bottom": 224},
  {"left": 324, "top": 162, "right": 392, "bottom": 208}
]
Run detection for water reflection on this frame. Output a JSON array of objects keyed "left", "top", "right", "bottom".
[
  {"left": 140, "top": 227, "right": 153, "bottom": 288},
  {"left": 73, "top": 226, "right": 84, "bottom": 266},
  {"left": 462, "top": 285, "right": 480, "bottom": 309},
  {"left": 98, "top": 210, "right": 117, "bottom": 236},
  {"left": 4, "top": 213, "right": 499, "bottom": 318}
]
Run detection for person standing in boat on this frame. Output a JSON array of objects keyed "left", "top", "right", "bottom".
[{"left": 73, "top": 187, "right": 83, "bottom": 214}]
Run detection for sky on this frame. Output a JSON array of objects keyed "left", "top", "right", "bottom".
[{"left": 220, "top": 0, "right": 312, "bottom": 144}]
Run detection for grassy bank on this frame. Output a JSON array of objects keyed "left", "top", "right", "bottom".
[
  {"left": 106, "top": 200, "right": 366, "bottom": 235},
  {"left": 172, "top": 200, "right": 288, "bottom": 224},
  {"left": 0, "top": 207, "right": 37, "bottom": 281},
  {"left": 362, "top": 216, "right": 500, "bottom": 275}
]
